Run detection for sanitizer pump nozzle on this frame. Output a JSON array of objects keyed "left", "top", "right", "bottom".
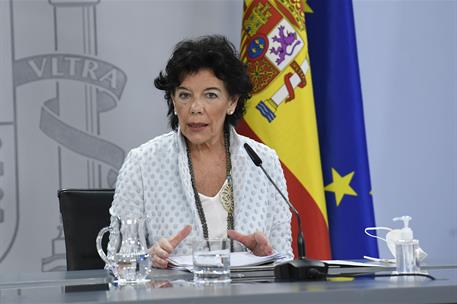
[{"left": 392, "top": 216, "right": 413, "bottom": 241}]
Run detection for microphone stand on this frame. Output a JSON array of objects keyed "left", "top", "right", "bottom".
[
  {"left": 244, "top": 144, "right": 328, "bottom": 281},
  {"left": 257, "top": 165, "right": 306, "bottom": 258}
]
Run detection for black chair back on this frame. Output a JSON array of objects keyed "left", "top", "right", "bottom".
[{"left": 58, "top": 189, "right": 114, "bottom": 270}]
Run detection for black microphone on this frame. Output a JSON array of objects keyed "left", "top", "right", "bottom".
[
  {"left": 243, "top": 143, "right": 328, "bottom": 281},
  {"left": 244, "top": 143, "right": 306, "bottom": 258}
]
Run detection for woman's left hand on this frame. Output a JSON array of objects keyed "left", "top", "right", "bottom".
[{"left": 227, "top": 230, "right": 273, "bottom": 256}]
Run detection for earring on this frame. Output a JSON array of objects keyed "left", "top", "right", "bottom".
[
  {"left": 228, "top": 110, "right": 233, "bottom": 115},
  {"left": 174, "top": 110, "right": 177, "bottom": 115}
]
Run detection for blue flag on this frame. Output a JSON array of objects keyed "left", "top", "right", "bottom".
[{"left": 307, "top": 0, "right": 379, "bottom": 259}]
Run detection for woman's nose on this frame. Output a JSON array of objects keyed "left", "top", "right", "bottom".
[{"left": 190, "top": 98, "right": 204, "bottom": 114}]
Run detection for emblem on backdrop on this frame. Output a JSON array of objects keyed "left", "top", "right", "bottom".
[{"left": 2, "top": 0, "right": 127, "bottom": 270}]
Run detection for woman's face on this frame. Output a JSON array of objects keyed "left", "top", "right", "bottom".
[{"left": 172, "top": 69, "right": 238, "bottom": 147}]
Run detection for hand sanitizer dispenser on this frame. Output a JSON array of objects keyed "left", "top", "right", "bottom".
[{"left": 393, "top": 216, "right": 420, "bottom": 274}]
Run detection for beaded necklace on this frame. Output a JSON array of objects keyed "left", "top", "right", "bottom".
[{"left": 185, "top": 129, "right": 234, "bottom": 250}]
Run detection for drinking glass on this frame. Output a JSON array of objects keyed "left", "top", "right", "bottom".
[{"left": 192, "top": 238, "right": 231, "bottom": 284}]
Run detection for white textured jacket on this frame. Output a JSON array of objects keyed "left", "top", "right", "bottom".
[{"left": 109, "top": 128, "right": 293, "bottom": 258}]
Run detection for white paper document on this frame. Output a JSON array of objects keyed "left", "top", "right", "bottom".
[
  {"left": 322, "top": 260, "right": 393, "bottom": 267},
  {"left": 168, "top": 252, "right": 284, "bottom": 268}
]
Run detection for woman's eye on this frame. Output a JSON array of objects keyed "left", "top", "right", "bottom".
[
  {"left": 178, "top": 92, "right": 191, "bottom": 99},
  {"left": 206, "top": 92, "right": 218, "bottom": 99}
]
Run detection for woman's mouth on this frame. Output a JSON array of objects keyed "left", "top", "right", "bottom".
[{"left": 187, "top": 123, "right": 208, "bottom": 130}]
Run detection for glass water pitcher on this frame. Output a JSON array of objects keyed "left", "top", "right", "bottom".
[{"left": 96, "top": 217, "right": 151, "bottom": 284}]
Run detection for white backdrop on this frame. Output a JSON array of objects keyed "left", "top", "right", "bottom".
[{"left": 0, "top": 0, "right": 455, "bottom": 273}]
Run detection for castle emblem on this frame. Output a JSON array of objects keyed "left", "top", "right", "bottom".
[{"left": 241, "top": 0, "right": 309, "bottom": 122}]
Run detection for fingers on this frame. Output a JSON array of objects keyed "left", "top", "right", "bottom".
[
  {"left": 150, "top": 225, "right": 192, "bottom": 269},
  {"left": 253, "top": 232, "right": 273, "bottom": 256},
  {"left": 150, "top": 239, "right": 170, "bottom": 269},
  {"left": 227, "top": 229, "right": 256, "bottom": 249},
  {"left": 169, "top": 225, "right": 192, "bottom": 248},
  {"left": 228, "top": 230, "right": 273, "bottom": 256},
  {"left": 151, "top": 254, "right": 168, "bottom": 269}
]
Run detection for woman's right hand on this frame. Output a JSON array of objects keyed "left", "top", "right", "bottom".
[{"left": 149, "top": 225, "right": 192, "bottom": 269}]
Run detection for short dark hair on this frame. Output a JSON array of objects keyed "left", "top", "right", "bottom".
[{"left": 154, "top": 35, "right": 252, "bottom": 130}]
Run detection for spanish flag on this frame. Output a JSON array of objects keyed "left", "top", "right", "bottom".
[{"left": 238, "top": 0, "right": 331, "bottom": 259}]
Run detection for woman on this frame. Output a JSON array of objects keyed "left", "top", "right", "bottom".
[{"left": 109, "top": 35, "right": 292, "bottom": 268}]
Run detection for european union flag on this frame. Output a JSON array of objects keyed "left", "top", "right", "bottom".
[{"left": 307, "top": 0, "right": 379, "bottom": 259}]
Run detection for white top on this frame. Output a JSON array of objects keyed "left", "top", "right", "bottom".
[{"left": 199, "top": 179, "right": 229, "bottom": 240}]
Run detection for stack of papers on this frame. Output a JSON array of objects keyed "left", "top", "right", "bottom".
[
  {"left": 168, "top": 252, "right": 285, "bottom": 269},
  {"left": 322, "top": 260, "right": 390, "bottom": 267}
]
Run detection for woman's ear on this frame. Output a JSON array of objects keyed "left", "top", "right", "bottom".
[
  {"left": 171, "top": 96, "right": 177, "bottom": 115},
  {"left": 229, "top": 95, "right": 239, "bottom": 113}
]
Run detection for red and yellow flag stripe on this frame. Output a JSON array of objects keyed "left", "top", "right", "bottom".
[{"left": 238, "top": 0, "right": 331, "bottom": 259}]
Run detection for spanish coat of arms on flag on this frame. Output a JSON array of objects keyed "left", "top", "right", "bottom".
[{"left": 239, "top": 0, "right": 332, "bottom": 259}]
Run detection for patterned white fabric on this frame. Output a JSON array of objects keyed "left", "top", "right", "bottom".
[{"left": 109, "top": 128, "right": 293, "bottom": 258}]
